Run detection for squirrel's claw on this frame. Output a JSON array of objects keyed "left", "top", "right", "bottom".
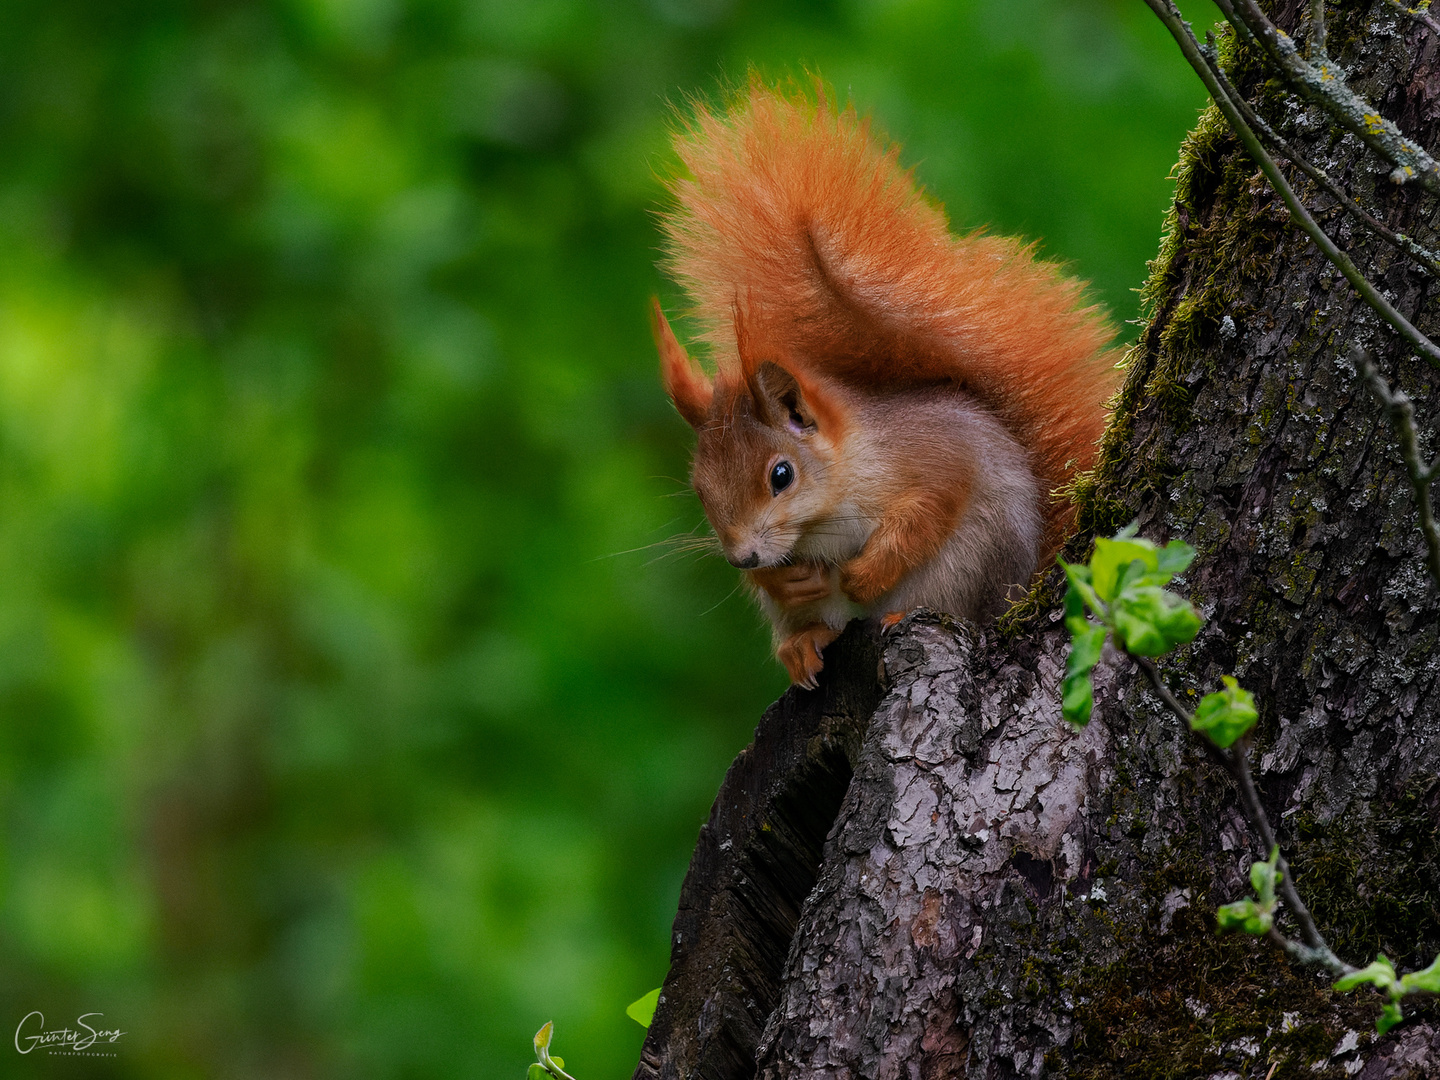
[
  {"left": 879, "top": 610, "right": 910, "bottom": 632},
  {"left": 778, "top": 623, "right": 841, "bottom": 689}
]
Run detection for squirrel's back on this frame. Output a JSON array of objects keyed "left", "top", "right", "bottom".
[{"left": 659, "top": 79, "right": 1123, "bottom": 555}]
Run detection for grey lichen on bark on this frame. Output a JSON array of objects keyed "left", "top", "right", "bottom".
[
  {"left": 636, "top": 3, "right": 1440, "bottom": 1077},
  {"left": 755, "top": 618, "right": 1116, "bottom": 1079}
]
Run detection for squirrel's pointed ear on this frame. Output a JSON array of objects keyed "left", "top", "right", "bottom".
[
  {"left": 734, "top": 296, "right": 847, "bottom": 438},
  {"left": 750, "top": 360, "right": 845, "bottom": 439},
  {"left": 652, "top": 299, "right": 712, "bottom": 428}
]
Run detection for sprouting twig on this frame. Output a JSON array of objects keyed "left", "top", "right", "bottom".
[
  {"left": 1199, "top": 33, "right": 1440, "bottom": 277},
  {"left": 1132, "top": 655, "right": 1229, "bottom": 771},
  {"left": 1143, "top": 0, "right": 1440, "bottom": 371},
  {"left": 533, "top": 1023, "right": 579, "bottom": 1080},
  {"left": 1388, "top": 0, "right": 1440, "bottom": 39},
  {"left": 1357, "top": 347, "right": 1440, "bottom": 587},
  {"left": 1135, "top": 657, "right": 1354, "bottom": 978},
  {"left": 1229, "top": 746, "right": 1350, "bottom": 973},
  {"left": 1212, "top": 0, "right": 1440, "bottom": 194}
]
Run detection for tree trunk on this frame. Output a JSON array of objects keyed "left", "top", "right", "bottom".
[{"left": 635, "top": 3, "right": 1440, "bottom": 1077}]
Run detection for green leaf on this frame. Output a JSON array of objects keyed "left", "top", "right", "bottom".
[
  {"left": 1155, "top": 539, "right": 1197, "bottom": 577},
  {"left": 1249, "top": 846, "right": 1280, "bottom": 905},
  {"left": 1192, "top": 676, "right": 1259, "bottom": 748},
  {"left": 1062, "top": 670, "right": 1094, "bottom": 727},
  {"left": 1244, "top": 912, "right": 1272, "bottom": 935},
  {"left": 1216, "top": 898, "right": 1271, "bottom": 935},
  {"left": 626, "top": 988, "right": 661, "bottom": 1028},
  {"left": 1062, "top": 568, "right": 1086, "bottom": 620},
  {"left": 532, "top": 1023, "right": 575, "bottom": 1080},
  {"left": 1112, "top": 556, "right": 1151, "bottom": 597},
  {"left": 529, "top": 1065, "right": 548, "bottom": 1080},
  {"left": 1400, "top": 954, "right": 1440, "bottom": 995},
  {"left": 1088, "top": 530, "right": 1196, "bottom": 604},
  {"left": 1216, "top": 899, "right": 1255, "bottom": 929},
  {"left": 1335, "top": 955, "right": 1399, "bottom": 994},
  {"left": 1061, "top": 621, "right": 1105, "bottom": 727},
  {"left": 1378, "top": 1001, "right": 1404, "bottom": 1035},
  {"left": 1111, "top": 586, "right": 1201, "bottom": 656},
  {"left": 1066, "top": 621, "right": 1106, "bottom": 669},
  {"left": 1217, "top": 849, "right": 1279, "bottom": 935},
  {"left": 1151, "top": 592, "right": 1202, "bottom": 645},
  {"left": 1061, "top": 560, "right": 1104, "bottom": 618},
  {"left": 1091, "top": 537, "right": 1160, "bottom": 601}
]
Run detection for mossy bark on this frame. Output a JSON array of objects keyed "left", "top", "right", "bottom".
[{"left": 635, "top": 2, "right": 1440, "bottom": 1077}]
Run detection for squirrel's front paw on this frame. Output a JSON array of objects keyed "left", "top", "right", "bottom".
[
  {"left": 839, "top": 557, "right": 888, "bottom": 605},
  {"left": 750, "top": 562, "right": 832, "bottom": 607},
  {"left": 777, "top": 623, "right": 841, "bottom": 690}
]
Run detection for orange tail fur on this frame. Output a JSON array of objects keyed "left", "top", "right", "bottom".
[{"left": 659, "top": 79, "right": 1123, "bottom": 554}]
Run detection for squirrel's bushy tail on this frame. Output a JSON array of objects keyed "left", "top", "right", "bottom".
[{"left": 660, "top": 78, "right": 1123, "bottom": 553}]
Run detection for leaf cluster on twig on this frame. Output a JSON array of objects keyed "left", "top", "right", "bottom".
[
  {"left": 1062, "top": 528, "right": 1440, "bottom": 1034},
  {"left": 1114, "top": 2, "right": 1440, "bottom": 1033}
]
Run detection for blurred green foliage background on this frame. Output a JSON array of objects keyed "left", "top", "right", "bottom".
[{"left": 0, "top": 0, "right": 1213, "bottom": 1076}]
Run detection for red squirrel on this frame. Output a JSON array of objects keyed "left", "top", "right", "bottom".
[{"left": 653, "top": 81, "right": 1122, "bottom": 688}]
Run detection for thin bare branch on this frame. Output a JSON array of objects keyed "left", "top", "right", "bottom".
[
  {"left": 1267, "top": 926, "right": 1354, "bottom": 972},
  {"left": 1133, "top": 656, "right": 1226, "bottom": 769},
  {"left": 1309, "top": 0, "right": 1327, "bottom": 57},
  {"left": 1357, "top": 348, "right": 1440, "bottom": 587},
  {"left": 1230, "top": 747, "right": 1351, "bottom": 973},
  {"left": 1144, "top": 0, "right": 1440, "bottom": 370},
  {"left": 1200, "top": 33, "right": 1440, "bottom": 276},
  {"left": 1213, "top": 0, "right": 1440, "bottom": 194},
  {"left": 1388, "top": 0, "right": 1440, "bottom": 39}
]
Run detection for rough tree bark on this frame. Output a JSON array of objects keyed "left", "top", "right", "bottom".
[{"left": 635, "top": 2, "right": 1440, "bottom": 1077}]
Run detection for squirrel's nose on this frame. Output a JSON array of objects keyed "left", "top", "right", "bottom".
[{"left": 729, "top": 551, "right": 761, "bottom": 569}]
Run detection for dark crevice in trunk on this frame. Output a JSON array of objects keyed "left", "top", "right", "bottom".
[{"left": 634, "top": 622, "right": 885, "bottom": 1080}]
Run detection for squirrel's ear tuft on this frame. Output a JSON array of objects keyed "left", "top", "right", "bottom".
[
  {"left": 652, "top": 298, "right": 712, "bottom": 428},
  {"left": 732, "top": 292, "right": 777, "bottom": 386}
]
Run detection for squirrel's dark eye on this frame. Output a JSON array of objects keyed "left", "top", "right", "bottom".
[{"left": 769, "top": 460, "right": 794, "bottom": 495}]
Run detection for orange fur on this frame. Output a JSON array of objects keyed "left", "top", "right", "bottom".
[
  {"left": 653, "top": 299, "right": 713, "bottom": 426},
  {"left": 776, "top": 622, "right": 841, "bottom": 689},
  {"left": 839, "top": 482, "right": 968, "bottom": 604},
  {"left": 659, "top": 79, "right": 1122, "bottom": 555}
]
